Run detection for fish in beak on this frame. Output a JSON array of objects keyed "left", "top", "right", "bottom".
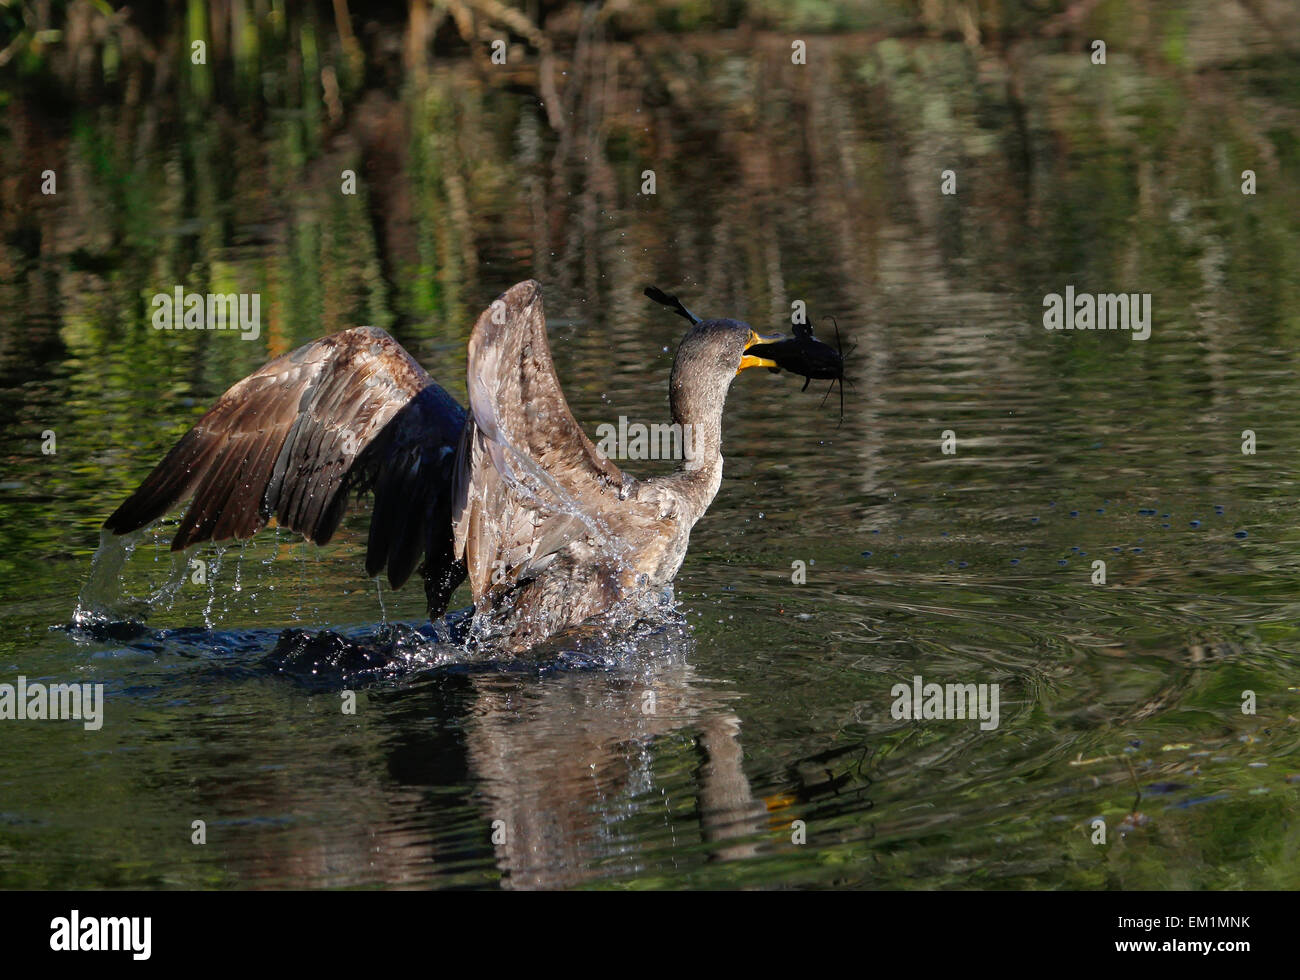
[
  {"left": 743, "top": 324, "right": 844, "bottom": 383},
  {"left": 643, "top": 284, "right": 848, "bottom": 414},
  {"left": 744, "top": 318, "right": 851, "bottom": 423},
  {"left": 737, "top": 330, "right": 784, "bottom": 373}
]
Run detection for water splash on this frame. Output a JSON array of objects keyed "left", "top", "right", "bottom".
[
  {"left": 203, "top": 546, "right": 226, "bottom": 628},
  {"left": 72, "top": 527, "right": 187, "bottom": 626},
  {"left": 465, "top": 577, "right": 685, "bottom": 660}
]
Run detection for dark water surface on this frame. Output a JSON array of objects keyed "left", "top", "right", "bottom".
[{"left": 3, "top": 25, "right": 1300, "bottom": 888}]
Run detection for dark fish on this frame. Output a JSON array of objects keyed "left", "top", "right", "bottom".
[
  {"left": 745, "top": 319, "right": 845, "bottom": 388},
  {"left": 644, "top": 285, "right": 850, "bottom": 421},
  {"left": 643, "top": 284, "right": 702, "bottom": 326}
]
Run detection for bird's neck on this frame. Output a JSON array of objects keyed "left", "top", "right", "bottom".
[
  {"left": 650, "top": 356, "right": 733, "bottom": 527},
  {"left": 654, "top": 396, "right": 726, "bottom": 526},
  {"left": 667, "top": 364, "right": 728, "bottom": 470}
]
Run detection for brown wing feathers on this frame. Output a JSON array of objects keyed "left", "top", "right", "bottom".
[
  {"left": 451, "top": 280, "right": 631, "bottom": 601},
  {"left": 103, "top": 326, "right": 468, "bottom": 604},
  {"left": 103, "top": 282, "right": 628, "bottom": 623}
]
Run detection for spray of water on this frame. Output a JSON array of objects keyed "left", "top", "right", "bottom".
[{"left": 72, "top": 527, "right": 188, "bottom": 626}]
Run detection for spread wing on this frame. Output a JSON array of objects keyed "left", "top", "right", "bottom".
[
  {"left": 103, "top": 326, "right": 468, "bottom": 610},
  {"left": 451, "top": 280, "right": 635, "bottom": 602}
]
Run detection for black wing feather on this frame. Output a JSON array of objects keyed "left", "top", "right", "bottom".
[{"left": 103, "top": 326, "right": 468, "bottom": 615}]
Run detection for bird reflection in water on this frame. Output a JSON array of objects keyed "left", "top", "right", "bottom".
[{"left": 267, "top": 619, "right": 771, "bottom": 888}]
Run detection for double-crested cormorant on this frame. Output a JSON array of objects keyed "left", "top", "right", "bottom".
[{"left": 103, "top": 280, "right": 838, "bottom": 650}]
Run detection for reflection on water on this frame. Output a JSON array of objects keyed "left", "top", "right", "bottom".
[
  {"left": 49, "top": 615, "right": 774, "bottom": 889},
  {"left": 3, "top": 5, "right": 1300, "bottom": 888}
]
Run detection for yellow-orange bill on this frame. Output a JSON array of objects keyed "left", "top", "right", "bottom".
[{"left": 737, "top": 330, "right": 782, "bottom": 373}]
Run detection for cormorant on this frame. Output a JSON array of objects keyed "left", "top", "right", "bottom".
[{"left": 103, "top": 281, "right": 840, "bottom": 649}]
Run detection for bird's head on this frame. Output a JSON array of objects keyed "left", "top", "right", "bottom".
[
  {"left": 668, "top": 314, "right": 847, "bottom": 406},
  {"left": 668, "top": 318, "right": 784, "bottom": 425},
  {"left": 648, "top": 285, "right": 847, "bottom": 451}
]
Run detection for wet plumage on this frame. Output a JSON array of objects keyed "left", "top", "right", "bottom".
[{"left": 104, "top": 280, "right": 832, "bottom": 650}]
